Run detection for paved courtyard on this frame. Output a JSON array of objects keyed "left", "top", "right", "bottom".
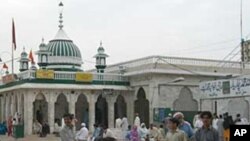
[{"left": 0, "top": 134, "right": 60, "bottom": 141}]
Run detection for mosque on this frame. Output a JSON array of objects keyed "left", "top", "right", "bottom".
[{"left": 1, "top": 2, "right": 250, "bottom": 136}]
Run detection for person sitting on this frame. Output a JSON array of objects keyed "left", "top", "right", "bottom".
[
  {"left": 33, "top": 120, "right": 42, "bottom": 134},
  {"left": 76, "top": 123, "right": 89, "bottom": 141}
]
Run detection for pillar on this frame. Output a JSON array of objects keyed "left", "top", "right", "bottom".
[
  {"left": 24, "top": 91, "right": 33, "bottom": 135},
  {"left": 0, "top": 96, "right": 3, "bottom": 122},
  {"left": 88, "top": 94, "right": 96, "bottom": 132},
  {"left": 107, "top": 96, "right": 115, "bottom": 129},
  {"left": 48, "top": 94, "right": 56, "bottom": 133},
  {"left": 10, "top": 94, "right": 14, "bottom": 116},
  {"left": 149, "top": 84, "right": 155, "bottom": 124},
  {"left": 69, "top": 94, "right": 77, "bottom": 116},
  {"left": 17, "top": 94, "right": 22, "bottom": 114},
  {"left": 126, "top": 92, "right": 134, "bottom": 125}
]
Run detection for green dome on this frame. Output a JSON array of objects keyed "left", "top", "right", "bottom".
[
  {"left": 47, "top": 40, "right": 82, "bottom": 58},
  {"left": 45, "top": 29, "right": 83, "bottom": 71}
]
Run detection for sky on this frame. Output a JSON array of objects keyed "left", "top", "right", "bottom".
[{"left": 0, "top": 0, "right": 250, "bottom": 72}]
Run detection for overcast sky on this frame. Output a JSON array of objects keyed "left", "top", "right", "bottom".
[{"left": 0, "top": 0, "right": 250, "bottom": 71}]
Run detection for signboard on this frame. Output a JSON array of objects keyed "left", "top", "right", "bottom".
[
  {"left": 153, "top": 108, "right": 171, "bottom": 122},
  {"left": 199, "top": 75, "right": 250, "bottom": 98},
  {"left": 2, "top": 74, "right": 16, "bottom": 84},
  {"left": 75, "top": 72, "right": 93, "bottom": 82},
  {"left": 36, "top": 70, "right": 54, "bottom": 79}
]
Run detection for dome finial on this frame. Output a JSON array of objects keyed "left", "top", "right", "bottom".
[
  {"left": 42, "top": 37, "right": 44, "bottom": 43},
  {"left": 100, "top": 40, "right": 103, "bottom": 47},
  {"left": 23, "top": 46, "right": 25, "bottom": 51},
  {"left": 58, "top": 1, "right": 64, "bottom": 29}
]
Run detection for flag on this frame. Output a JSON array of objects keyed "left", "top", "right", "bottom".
[
  {"left": 12, "top": 19, "right": 16, "bottom": 50},
  {"left": 29, "top": 50, "right": 34, "bottom": 63},
  {"left": 3, "top": 63, "right": 8, "bottom": 69}
]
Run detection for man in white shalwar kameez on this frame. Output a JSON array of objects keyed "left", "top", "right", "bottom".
[
  {"left": 76, "top": 123, "right": 89, "bottom": 141},
  {"left": 134, "top": 113, "right": 141, "bottom": 127}
]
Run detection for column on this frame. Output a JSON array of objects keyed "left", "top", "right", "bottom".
[
  {"left": 88, "top": 94, "right": 96, "bottom": 132},
  {"left": 107, "top": 96, "right": 115, "bottom": 129},
  {"left": 149, "top": 84, "right": 155, "bottom": 124},
  {"left": 6, "top": 94, "right": 10, "bottom": 120},
  {"left": 10, "top": 94, "right": 14, "bottom": 116},
  {"left": 17, "top": 94, "right": 22, "bottom": 114},
  {"left": 126, "top": 92, "right": 134, "bottom": 125},
  {"left": 69, "top": 94, "right": 76, "bottom": 115},
  {"left": 0, "top": 97, "right": 3, "bottom": 122},
  {"left": 24, "top": 92, "right": 33, "bottom": 135},
  {"left": 48, "top": 94, "right": 56, "bottom": 133}
]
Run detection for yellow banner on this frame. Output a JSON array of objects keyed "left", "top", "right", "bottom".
[
  {"left": 36, "top": 70, "right": 54, "bottom": 79},
  {"left": 75, "top": 72, "right": 93, "bottom": 82}
]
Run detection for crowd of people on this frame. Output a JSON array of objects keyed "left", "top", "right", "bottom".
[
  {"left": 1, "top": 111, "right": 249, "bottom": 141},
  {"left": 0, "top": 112, "right": 22, "bottom": 136},
  {"left": 123, "top": 112, "right": 249, "bottom": 141}
]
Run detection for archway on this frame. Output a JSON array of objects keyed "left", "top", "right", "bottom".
[
  {"left": 75, "top": 94, "right": 89, "bottom": 130},
  {"left": 55, "top": 94, "right": 69, "bottom": 126},
  {"left": 33, "top": 93, "right": 48, "bottom": 124},
  {"left": 228, "top": 98, "right": 249, "bottom": 120},
  {"left": 134, "top": 87, "right": 149, "bottom": 127},
  {"left": 95, "top": 95, "right": 108, "bottom": 127},
  {"left": 173, "top": 87, "right": 198, "bottom": 111},
  {"left": 115, "top": 95, "right": 127, "bottom": 122}
]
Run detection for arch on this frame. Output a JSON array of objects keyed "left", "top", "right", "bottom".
[
  {"left": 95, "top": 94, "right": 108, "bottom": 127},
  {"left": 33, "top": 93, "right": 48, "bottom": 124},
  {"left": 75, "top": 94, "right": 89, "bottom": 130},
  {"left": 115, "top": 95, "right": 127, "bottom": 120},
  {"left": 173, "top": 87, "right": 198, "bottom": 111},
  {"left": 55, "top": 93, "right": 69, "bottom": 126},
  {"left": 228, "top": 99, "right": 249, "bottom": 120},
  {"left": 42, "top": 55, "right": 47, "bottom": 63},
  {"left": 134, "top": 87, "right": 149, "bottom": 127}
]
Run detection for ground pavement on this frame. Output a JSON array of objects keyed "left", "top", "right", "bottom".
[{"left": 0, "top": 134, "right": 60, "bottom": 141}]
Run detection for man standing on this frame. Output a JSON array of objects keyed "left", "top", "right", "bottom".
[
  {"left": 217, "top": 115, "right": 224, "bottom": 141},
  {"left": 165, "top": 117, "right": 187, "bottom": 141},
  {"left": 60, "top": 113, "right": 76, "bottom": 141},
  {"left": 134, "top": 113, "right": 141, "bottom": 127},
  {"left": 76, "top": 123, "right": 89, "bottom": 141},
  {"left": 194, "top": 111, "right": 219, "bottom": 141},
  {"left": 173, "top": 112, "right": 194, "bottom": 139}
]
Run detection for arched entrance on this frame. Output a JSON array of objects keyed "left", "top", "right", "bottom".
[
  {"left": 95, "top": 95, "right": 108, "bottom": 127},
  {"left": 75, "top": 94, "right": 89, "bottom": 130},
  {"left": 55, "top": 94, "right": 69, "bottom": 126},
  {"left": 33, "top": 93, "right": 48, "bottom": 124},
  {"left": 173, "top": 87, "right": 198, "bottom": 111},
  {"left": 228, "top": 98, "right": 249, "bottom": 120},
  {"left": 134, "top": 87, "right": 149, "bottom": 127},
  {"left": 115, "top": 95, "right": 127, "bottom": 120}
]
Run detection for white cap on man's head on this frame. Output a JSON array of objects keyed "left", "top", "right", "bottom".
[{"left": 81, "top": 123, "right": 86, "bottom": 127}]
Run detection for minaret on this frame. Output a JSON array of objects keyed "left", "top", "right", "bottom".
[
  {"left": 19, "top": 47, "right": 29, "bottom": 72},
  {"left": 36, "top": 38, "right": 50, "bottom": 69},
  {"left": 94, "top": 41, "right": 109, "bottom": 73}
]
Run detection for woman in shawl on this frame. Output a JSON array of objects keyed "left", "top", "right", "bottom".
[
  {"left": 139, "top": 123, "right": 148, "bottom": 141},
  {"left": 131, "top": 125, "right": 140, "bottom": 141}
]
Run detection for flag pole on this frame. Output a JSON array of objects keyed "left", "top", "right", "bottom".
[{"left": 12, "top": 42, "right": 14, "bottom": 74}]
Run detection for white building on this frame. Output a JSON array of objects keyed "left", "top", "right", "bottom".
[{"left": 1, "top": 2, "right": 250, "bottom": 136}]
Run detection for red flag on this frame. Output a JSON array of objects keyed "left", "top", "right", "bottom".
[
  {"left": 29, "top": 50, "right": 34, "bottom": 63},
  {"left": 3, "top": 63, "right": 8, "bottom": 69},
  {"left": 12, "top": 19, "right": 16, "bottom": 50}
]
